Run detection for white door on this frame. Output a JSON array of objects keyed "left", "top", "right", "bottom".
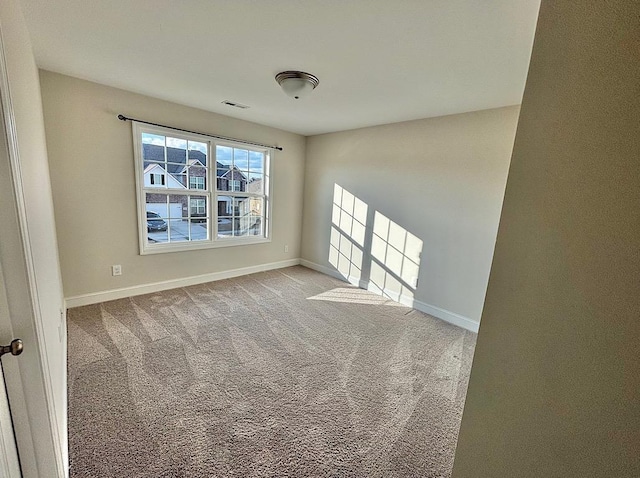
[
  {"left": 0, "top": 368, "right": 21, "bottom": 477},
  {"left": 0, "top": 260, "right": 21, "bottom": 477},
  {"left": 0, "top": 6, "right": 67, "bottom": 475},
  {"left": 0, "top": 40, "right": 61, "bottom": 478}
]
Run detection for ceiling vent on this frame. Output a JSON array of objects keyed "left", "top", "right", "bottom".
[{"left": 221, "top": 100, "right": 250, "bottom": 109}]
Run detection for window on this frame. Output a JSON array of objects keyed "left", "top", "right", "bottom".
[
  {"left": 133, "top": 123, "right": 270, "bottom": 254},
  {"left": 190, "top": 198, "right": 206, "bottom": 215},
  {"left": 189, "top": 176, "right": 205, "bottom": 190},
  {"left": 150, "top": 173, "right": 165, "bottom": 186}
]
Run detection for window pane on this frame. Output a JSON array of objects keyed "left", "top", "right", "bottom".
[
  {"left": 166, "top": 137, "right": 187, "bottom": 153},
  {"left": 216, "top": 145, "right": 232, "bottom": 167},
  {"left": 146, "top": 193, "right": 169, "bottom": 218},
  {"left": 145, "top": 205, "right": 168, "bottom": 244},
  {"left": 142, "top": 132, "right": 165, "bottom": 146},
  {"left": 142, "top": 134, "right": 165, "bottom": 164},
  {"left": 217, "top": 169, "right": 247, "bottom": 192},
  {"left": 248, "top": 197, "right": 264, "bottom": 216},
  {"left": 249, "top": 151, "right": 264, "bottom": 173},
  {"left": 168, "top": 219, "right": 189, "bottom": 242},
  {"left": 248, "top": 216, "right": 262, "bottom": 236},
  {"left": 231, "top": 170, "right": 247, "bottom": 191},
  {"left": 217, "top": 216, "right": 232, "bottom": 237},
  {"left": 233, "top": 148, "right": 249, "bottom": 171},
  {"left": 145, "top": 169, "right": 167, "bottom": 188},
  {"left": 216, "top": 175, "right": 229, "bottom": 192},
  {"left": 143, "top": 160, "right": 164, "bottom": 171},
  {"left": 167, "top": 194, "right": 187, "bottom": 219},
  {"left": 147, "top": 231, "right": 169, "bottom": 244},
  {"left": 234, "top": 197, "right": 250, "bottom": 217},
  {"left": 145, "top": 194, "right": 169, "bottom": 243},
  {"left": 147, "top": 229, "right": 168, "bottom": 244},
  {"left": 166, "top": 149, "right": 187, "bottom": 171},
  {"left": 189, "top": 195, "right": 207, "bottom": 219},
  {"left": 144, "top": 163, "right": 167, "bottom": 188},
  {"left": 216, "top": 156, "right": 231, "bottom": 191},
  {"left": 189, "top": 220, "right": 208, "bottom": 241},
  {"left": 217, "top": 196, "right": 232, "bottom": 216},
  {"left": 188, "top": 176, "right": 205, "bottom": 190},
  {"left": 188, "top": 167, "right": 206, "bottom": 190},
  {"left": 171, "top": 173, "right": 187, "bottom": 188},
  {"left": 188, "top": 141, "right": 207, "bottom": 167},
  {"left": 233, "top": 217, "right": 248, "bottom": 237},
  {"left": 247, "top": 173, "right": 263, "bottom": 193}
]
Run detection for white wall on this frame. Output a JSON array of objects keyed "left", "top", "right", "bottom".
[
  {"left": 39, "top": 71, "right": 305, "bottom": 301},
  {"left": 301, "top": 106, "right": 519, "bottom": 328},
  {"left": 452, "top": 1, "right": 640, "bottom": 476},
  {"left": 0, "top": 0, "right": 67, "bottom": 475}
]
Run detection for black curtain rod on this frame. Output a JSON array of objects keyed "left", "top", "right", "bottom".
[{"left": 117, "top": 114, "right": 283, "bottom": 151}]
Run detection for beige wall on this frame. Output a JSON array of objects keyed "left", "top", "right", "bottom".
[
  {"left": 0, "top": 0, "right": 67, "bottom": 474},
  {"left": 301, "top": 106, "right": 519, "bottom": 325},
  {"left": 452, "top": 1, "right": 640, "bottom": 477},
  {"left": 40, "top": 71, "right": 305, "bottom": 299}
]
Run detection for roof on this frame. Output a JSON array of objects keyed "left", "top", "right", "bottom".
[
  {"left": 142, "top": 143, "right": 229, "bottom": 175},
  {"left": 142, "top": 144, "right": 251, "bottom": 182}
]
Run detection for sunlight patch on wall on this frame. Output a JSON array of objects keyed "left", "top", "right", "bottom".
[
  {"left": 327, "top": 183, "right": 423, "bottom": 306},
  {"left": 329, "top": 184, "right": 368, "bottom": 281},
  {"left": 369, "top": 211, "right": 423, "bottom": 301}
]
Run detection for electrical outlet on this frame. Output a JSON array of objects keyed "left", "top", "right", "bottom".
[
  {"left": 411, "top": 276, "right": 419, "bottom": 288},
  {"left": 112, "top": 264, "right": 122, "bottom": 276},
  {"left": 284, "top": 244, "right": 289, "bottom": 253}
]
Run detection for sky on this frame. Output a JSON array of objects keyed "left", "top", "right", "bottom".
[{"left": 142, "top": 132, "right": 264, "bottom": 172}]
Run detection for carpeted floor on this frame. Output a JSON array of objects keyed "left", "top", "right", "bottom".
[{"left": 68, "top": 266, "right": 476, "bottom": 477}]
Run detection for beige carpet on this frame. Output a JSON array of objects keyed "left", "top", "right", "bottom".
[{"left": 68, "top": 266, "right": 476, "bottom": 477}]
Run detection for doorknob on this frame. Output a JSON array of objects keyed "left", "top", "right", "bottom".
[{"left": 0, "top": 339, "right": 23, "bottom": 358}]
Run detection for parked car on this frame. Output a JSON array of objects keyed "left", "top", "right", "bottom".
[{"left": 147, "top": 211, "right": 167, "bottom": 232}]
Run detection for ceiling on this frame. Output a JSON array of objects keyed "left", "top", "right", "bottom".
[{"left": 19, "top": 0, "right": 541, "bottom": 136}]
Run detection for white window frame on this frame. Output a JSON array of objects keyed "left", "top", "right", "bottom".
[
  {"left": 190, "top": 198, "right": 206, "bottom": 215},
  {"left": 133, "top": 122, "right": 271, "bottom": 254},
  {"left": 150, "top": 173, "right": 165, "bottom": 186},
  {"left": 189, "top": 176, "right": 205, "bottom": 190}
]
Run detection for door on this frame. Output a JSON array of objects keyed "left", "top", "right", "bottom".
[
  {"left": 0, "top": 35, "right": 64, "bottom": 478},
  {"left": 0, "top": 260, "right": 21, "bottom": 477}
]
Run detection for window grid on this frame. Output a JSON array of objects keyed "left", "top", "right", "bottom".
[{"left": 135, "top": 124, "right": 270, "bottom": 253}]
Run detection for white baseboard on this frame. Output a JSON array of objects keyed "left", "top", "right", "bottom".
[
  {"left": 300, "top": 259, "right": 479, "bottom": 333},
  {"left": 300, "top": 259, "right": 365, "bottom": 287},
  {"left": 410, "top": 298, "right": 479, "bottom": 333},
  {"left": 65, "top": 258, "right": 301, "bottom": 308}
]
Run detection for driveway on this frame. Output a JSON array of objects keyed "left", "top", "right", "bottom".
[
  {"left": 148, "top": 218, "right": 260, "bottom": 242},
  {"left": 148, "top": 219, "right": 208, "bottom": 243}
]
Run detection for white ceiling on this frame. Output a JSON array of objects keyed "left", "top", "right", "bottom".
[{"left": 19, "top": 0, "right": 540, "bottom": 136}]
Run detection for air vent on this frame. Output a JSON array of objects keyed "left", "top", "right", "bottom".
[{"left": 221, "top": 100, "right": 250, "bottom": 109}]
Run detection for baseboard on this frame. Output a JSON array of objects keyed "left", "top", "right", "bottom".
[
  {"left": 299, "top": 259, "right": 365, "bottom": 287},
  {"left": 410, "top": 298, "right": 479, "bottom": 333},
  {"left": 300, "top": 259, "right": 479, "bottom": 333},
  {"left": 65, "top": 258, "right": 301, "bottom": 308}
]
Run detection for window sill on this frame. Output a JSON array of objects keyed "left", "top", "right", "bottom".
[{"left": 140, "top": 236, "right": 271, "bottom": 255}]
